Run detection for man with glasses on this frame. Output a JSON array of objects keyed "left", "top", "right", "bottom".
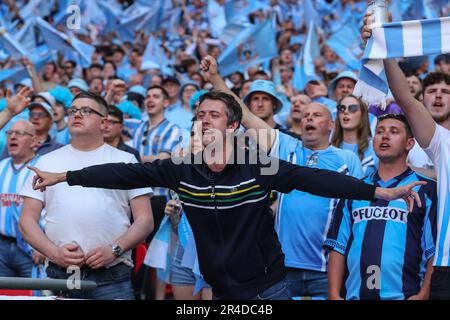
[
  {"left": 0, "top": 95, "right": 63, "bottom": 161},
  {"left": 326, "top": 114, "right": 437, "bottom": 300},
  {"left": 19, "top": 91, "right": 154, "bottom": 299},
  {"left": 103, "top": 105, "right": 141, "bottom": 162},
  {"left": 0, "top": 120, "right": 43, "bottom": 277}
]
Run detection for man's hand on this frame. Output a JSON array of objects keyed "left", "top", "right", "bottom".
[
  {"left": 85, "top": 245, "right": 116, "bottom": 269},
  {"left": 361, "top": 11, "right": 374, "bottom": 46},
  {"left": 407, "top": 292, "right": 428, "bottom": 300},
  {"left": 199, "top": 55, "right": 219, "bottom": 83},
  {"left": 28, "top": 166, "right": 67, "bottom": 191},
  {"left": 165, "top": 199, "right": 182, "bottom": 228},
  {"left": 50, "top": 243, "right": 85, "bottom": 268},
  {"left": 111, "top": 79, "right": 127, "bottom": 94},
  {"left": 375, "top": 181, "right": 427, "bottom": 212},
  {"left": 32, "top": 251, "right": 46, "bottom": 265},
  {"left": 6, "top": 86, "right": 33, "bottom": 116}
]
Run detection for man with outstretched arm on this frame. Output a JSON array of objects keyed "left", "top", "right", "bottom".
[{"left": 27, "top": 89, "right": 424, "bottom": 300}]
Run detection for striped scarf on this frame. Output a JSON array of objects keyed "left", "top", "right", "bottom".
[{"left": 354, "top": 16, "right": 450, "bottom": 109}]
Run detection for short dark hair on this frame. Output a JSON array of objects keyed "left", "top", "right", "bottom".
[
  {"left": 198, "top": 90, "right": 243, "bottom": 126},
  {"left": 72, "top": 91, "right": 108, "bottom": 116},
  {"left": 377, "top": 114, "right": 413, "bottom": 138},
  {"left": 434, "top": 53, "right": 450, "bottom": 65},
  {"left": 108, "top": 104, "right": 124, "bottom": 123},
  {"left": 89, "top": 63, "right": 103, "bottom": 70},
  {"left": 127, "top": 92, "right": 145, "bottom": 110},
  {"left": 103, "top": 61, "right": 117, "bottom": 72},
  {"left": 422, "top": 72, "right": 450, "bottom": 93},
  {"left": 147, "top": 85, "right": 169, "bottom": 100},
  {"left": 112, "top": 47, "right": 125, "bottom": 56},
  {"left": 65, "top": 60, "right": 77, "bottom": 68}
]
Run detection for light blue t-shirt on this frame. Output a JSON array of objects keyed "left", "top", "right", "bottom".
[
  {"left": 340, "top": 140, "right": 378, "bottom": 177},
  {"left": 271, "top": 130, "right": 364, "bottom": 272}
]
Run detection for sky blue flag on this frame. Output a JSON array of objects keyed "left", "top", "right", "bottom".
[
  {"left": 141, "top": 35, "right": 172, "bottom": 75},
  {"left": 35, "top": 18, "right": 94, "bottom": 67},
  {"left": 14, "top": 20, "right": 40, "bottom": 52},
  {"left": 326, "top": 16, "right": 361, "bottom": 71},
  {"left": 0, "top": 51, "right": 52, "bottom": 83},
  {"left": 160, "top": 6, "right": 182, "bottom": 33},
  {"left": 79, "top": 0, "right": 107, "bottom": 30},
  {"left": 0, "top": 28, "right": 29, "bottom": 59},
  {"left": 224, "top": 0, "right": 268, "bottom": 23},
  {"left": 218, "top": 18, "right": 277, "bottom": 76},
  {"left": 208, "top": 0, "right": 227, "bottom": 38},
  {"left": 119, "top": 2, "right": 162, "bottom": 41},
  {"left": 98, "top": 1, "right": 122, "bottom": 34},
  {"left": 303, "top": 0, "right": 322, "bottom": 27},
  {"left": 220, "top": 22, "right": 247, "bottom": 46},
  {"left": 293, "top": 21, "right": 320, "bottom": 91},
  {"left": 19, "top": 0, "right": 55, "bottom": 20},
  {"left": 391, "top": 0, "right": 425, "bottom": 20}
]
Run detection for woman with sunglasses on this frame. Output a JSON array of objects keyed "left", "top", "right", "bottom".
[{"left": 331, "top": 95, "right": 378, "bottom": 176}]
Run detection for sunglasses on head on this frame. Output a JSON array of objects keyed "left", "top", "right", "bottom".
[{"left": 337, "top": 104, "right": 359, "bottom": 114}]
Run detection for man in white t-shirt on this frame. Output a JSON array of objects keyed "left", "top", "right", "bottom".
[
  {"left": 363, "top": 13, "right": 450, "bottom": 299},
  {"left": 19, "top": 91, "right": 154, "bottom": 300}
]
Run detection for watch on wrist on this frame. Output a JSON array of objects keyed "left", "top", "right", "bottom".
[{"left": 111, "top": 244, "right": 123, "bottom": 258}]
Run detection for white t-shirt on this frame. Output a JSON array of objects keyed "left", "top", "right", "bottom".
[
  {"left": 424, "top": 125, "right": 450, "bottom": 266},
  {"left": 20, "top": 144, "right": 153, "bottom": 266},
  {"left": 408, "top": 139, "right": 434, "bottom": 169}
]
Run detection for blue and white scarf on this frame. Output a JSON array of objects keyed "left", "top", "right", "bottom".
[{"left": 354, "top": 16, "right": 450, "bottom": 109}]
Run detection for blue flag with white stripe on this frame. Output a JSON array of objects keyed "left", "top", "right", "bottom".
[
  {"left": 218, "top": 18, "right": 277, "bottom": 77},
  {"left": 354, "top": 16, "right": 450, "bottom": 109},
  {"left": 326, "top": 16, "right": 362, "bottom": 71},
  {"left": 0, "top": 28, "right": 28, "bottom": 59},
  {"left": 293, "top": 21, "right": 320, "bottom": 91}
]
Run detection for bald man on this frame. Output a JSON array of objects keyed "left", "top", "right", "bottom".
[
  {"left": 204, "top": 57, "right": 364, "bottom": 298},
  {"left": 0, "top": 120, "right": 42, "bottom": 277}
]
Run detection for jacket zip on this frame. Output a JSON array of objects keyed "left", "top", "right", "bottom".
[{"left": 210, "top": 174, "right": 233, "bottom": 291}]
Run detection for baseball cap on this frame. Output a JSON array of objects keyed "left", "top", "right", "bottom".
[
  {"left": 128, "top": 85, "right": 147, "bottom": 98},
  {"left": 68, "top": 78, "right": 89, "bottom": 92},
  {"left": 189, "top": 89, "right": 208, "bottom": 110},
  {"left": 243, "top": 80, "right": 283, "bottom": 114},
  {"left": 162, "top": 76, "right": 181, "bottom": 86},
  {"left": 34, "top": 92, "right": 56, "bottom": 109},
  {"left": 28, "top": 101, "right": 54, "bottom": 121}
]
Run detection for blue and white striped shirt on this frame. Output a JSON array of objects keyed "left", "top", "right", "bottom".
[
  {"left": 325, "top": 169, "right": 437, "bottom": 299},
  {"left": 132, "top": 119, "right": 182, "bottom": 196},
  {"left": 0, "top": 156, "right": 40, "bottom": 255}
]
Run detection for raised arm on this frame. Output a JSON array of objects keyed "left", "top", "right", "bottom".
[
  {"left": 22, "top": 57, "right": 44, "bottom": 93},
  {"left": 362, "top": 13, "right": 436, "bottom": 148},
  {"left": 200, "top": 55, "right": 276, "bottom": 152},
  {"left": 0, "top": 87, "right": 33, "bottom": 130}
]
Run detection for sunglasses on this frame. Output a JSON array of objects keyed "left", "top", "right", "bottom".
[
  {"left": 337, "top": 104, "right": 359, "bottom": 114},
  {"left": 29, "top": 111, "right": 50, "bottom": 119}
]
